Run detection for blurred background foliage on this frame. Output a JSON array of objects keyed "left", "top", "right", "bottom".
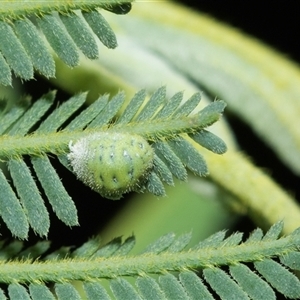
[{"left": 1, "top": 1, "right": 300, "bottom": 254}]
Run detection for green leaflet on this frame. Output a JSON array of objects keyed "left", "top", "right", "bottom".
[
  {"left": 14, "top": 18, "right": 55, "bottom": 78},
  {"left": 0, "top": 51, "right": 11, "bottom": 86},
  {"left": 110, "top": 278, "right": 141, "bottom": 300},
  {"left": 31, "top": 156, "right": 79, "bottom": 227},
  {"left": 145, "top": 171, "right": 166, "bottom": 197},
  {"left": 55, "top": 283, "right": 81, "bottom": 300},
  {"left": 190, "top": 130, "right": 227, "bottom": 154},
  {"left": 255, "top": 259, "right": 300, "bottom": 299},
  {"left": 37, "top": 14, "right": 80, "bottom": 68},
  {"left": 179, "top": 271, "right": 214, "bottom": 300},
  {"left": 135, "top": 86, "right": 166, "bottom": 121},
  {"left": 204, "top": 268, "right": 249, "bottom": 300},
  {"left": 230, "top": 264, "right": 276, "bottom": 300},
  {"left": 168, "top": 137, "right": 208, "bottom": 177},
  {"left": 8, "top": 159, "right": 50, "bottom": 237},
  {"left": 29, "top": 284, "right": 55, "bottom": 300},
  {"left": 0, "top": 169, "right": 29, "bottom": 239},
  {"left": 136, "top": 277, "right": 165, "bottom": 299},
  {"left": 8, "top": 284, "right": 31, "bottom": 300},
  {"left": 83, "top": 10, "right": 118, "bottom": 49},
  {"left": 159, "top": 273, "right": 189, "bottom": 300},
  {"left": 153, "top": 141, "right": 187, "bottom": 181},
  {"left": 0, "top": 21, "right": 33, "bottom": 81},
  {"left": 60, "top": 12, "right": 99, "bottom": 60},
  {"left": 83, "top": 282, "right": 111, "bottom": 300}
]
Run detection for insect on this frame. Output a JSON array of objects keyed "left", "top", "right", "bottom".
[{"left": 68, "top": 132, "right": 154, "bottom": 200}]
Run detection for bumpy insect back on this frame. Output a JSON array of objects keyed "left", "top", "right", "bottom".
[{"left": 68, "top": 132, "right": 154, "bottom": 200}]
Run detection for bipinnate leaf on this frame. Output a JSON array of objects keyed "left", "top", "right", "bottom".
[
  {"left": 0, "top": 222, "right": 299, "bottom": 299},
  {"left": 0, "top": 88, "right": 225, "bottom": 237},
  {"left": 0, "top": 0, "right": 133, "bottom": 85}
]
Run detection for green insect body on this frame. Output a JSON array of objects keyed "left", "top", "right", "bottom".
[{"left": 68, "top": 132, "right": 154, "bottom": 200}]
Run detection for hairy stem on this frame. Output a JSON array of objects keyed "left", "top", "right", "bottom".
[
  {"left": 0, "top": 0, "right": 132, "bottom": 20},
  {"left": 203, "top": 146, "right": 300, "bottom": 234},
  {"left": 0, "top": 111, "right": 223, "bottom": 159}
]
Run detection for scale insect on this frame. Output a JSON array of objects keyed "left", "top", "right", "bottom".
[{"left": 68, "top": 132, "right": 154, "bottom": 200}]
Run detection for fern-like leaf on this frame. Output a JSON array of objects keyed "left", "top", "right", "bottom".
[
  {"left": 0, "top": 0, "right": 133, "bottom": 85},
  {"left": 0, "top": 222, "right": 300, "bottom": 299},
  {"left": 0, "top": 87, "right": 226, "bottom": 238}
]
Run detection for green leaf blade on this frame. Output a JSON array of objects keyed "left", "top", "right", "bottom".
[
  {"left": 0, "top": 51, "right": 12, "bottom": 86},
  {"left": 230, "top": 264, "right": 276, "bottom": 300},
  {"left": 103, "top": 2, "right": 132, "bottom": 15},
  {"left": 153, "top": 141, "right": 187, "bottom": 181},
  {"left": 168, "top": 232, "right": 192, "bottom": 253},
  {"left": 255, "top": 259, "right": 300, "bottom": 299},
  {"left": 8, "top": 91, "right": 55, "bottom": 136},
  {"left": 190, "top": 130, "right": 227, "bottom": 154},
  {"left": 146, "top": 171, "right": 166, "bottom": 197},
  {"left": 0, "top": 21, "right": 33, "bottom": 80},
  {"left": 196, "top": 100, "right": 227, "bottom": 128},
  {"left": 31, "top": 156, "right": 78, "bottom": 227},
  {"left": 179, "top": 271, "right": 214, "bottom": 300},
  {"left": 8, "top": 159, "right": 50, "bottom": 237},
  {"left": 168, "top": 137, "right": 208, "bottom": 177},
  {"left": 83, "top": 282, "right": 111, "bottom": 300},
  {"left": 154, "top": 91, "right": 183, "bottom": 120},
  {"left": 152, "top": 154, "right": 174, "bottom": 186},
  {"left": 60, "top": 12, "right": 99, "bottom": 60},
  {"left": 38, "top": 14, "right": 79, "bottom": 67},
  {"left": 88, "top": 92, "right": 125, "bottom": 127},
  {"left": 55, "top": 283, "right": 81, "bottom": 300},
  {"left": 173, "top": 92, "right": 201, "bottom": 117},
  {"left": 116, "top": 89, "right": 146, "bottom": 124},
  {"left": 142, "top": 232, "right": 175, "bottom": 254},
  {"left": 18, "top": 241, "right": 51, "bottom": 260},
  {"left": 0, "top": 99, "right": 30, "bottom": 135},
  {"left": 114, "top": 236, "right": 136, "bottom": 256},
  {"left": 14, "top": 18, "right": 56, "bottom": 78},
  {"left": 203, "top": 268, "right": 249, "bottom": 300},
  {"left": 29, "top": 284, "right": 55, "bottom": 300},
  {"left": 37, "top": 93, "right": 86, "bottom": 133},
  {"left": 110, "top": 278, "right": 141, "bottom": 300},
  {"left": 8, "top": 283, "right": 31, "bottom": 300},
  {"left": 94, "top": 237, "right": 122, "bottom": 258},
  {"left": 281, "top": 251, "right": 300, "bottom": 271},
  {"left": 65, "top": 93, "right": 106, "bottom": 130},
  {"left": 263, "top": 220, "right": 284, "bottom": 241},
  {"left": 136, "top": 276, "right": 165, "bottom": 300},
  {"left": 0, "top": 169, "right": 29, "bottom": 239},
  {"left": 136, "top": 86, "right": 166, "bottom": 121},
  {"left": 159, "top": 273, "right": 189, "bottom": 300},
  {"left": 83, "top": 10, "right": 118, "bottom": 49}
]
